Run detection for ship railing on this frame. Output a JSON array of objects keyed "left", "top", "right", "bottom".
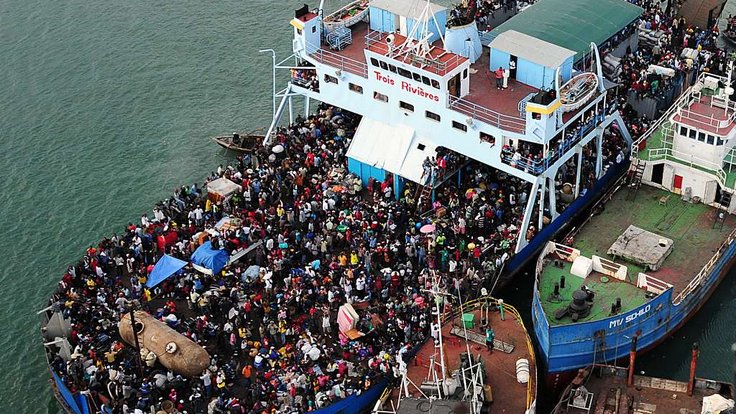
[
  {"left": 308, "top": 44, "right": 368, "bottom": 78},
  {"left": 677, "top": 106, "right": 734, "bottom": 130},
  {"left": 448, "top": 95, "right": 526, "bottom": 134},
  {"left": 365, "top": 31, "right": 465, "bottom": 75},
  {"left": 674, "top": 227, "right": 736, "bottom": 304},
  {"left": 646, "top": 146, "right": 729, "bottom": 188}
]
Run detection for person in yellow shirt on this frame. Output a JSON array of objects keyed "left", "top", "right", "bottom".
[
  {"left": 338, "top": 253, "right": 348, "bottom": 266},
  {"left": 350, "top": 251, "right": 359, "bottom": 265}
]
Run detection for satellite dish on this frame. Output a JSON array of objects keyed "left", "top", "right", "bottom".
[{"left": 386, "top": 34, "right": 395, "bottom": 45}]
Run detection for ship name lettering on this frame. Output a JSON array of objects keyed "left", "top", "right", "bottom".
[
  {"left": 400, "top": 81, "right": 439, "bottom": 102},
  {"left": 374, "top": 71, "right": 395, "bottom": 85},
  {"left": 609, "top": 304, "right": 651, "bottom": 329}
]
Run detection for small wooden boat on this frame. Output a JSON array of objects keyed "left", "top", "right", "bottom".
[
  {"left": 560, "top": 72, "right": 599, "bottom": 112},
  {"left": 211, "top": 130, "right": 264, "bottom": 153},
  {"left": 323, "top": 0, "right": 369, "bottom": 32}
]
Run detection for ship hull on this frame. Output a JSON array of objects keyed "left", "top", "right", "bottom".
[
  {"left": 499, "top": 159, "right": 631, "bottom": 286},
  {"left": 533, "top": 198, "right": 736, "bottom": 393}
]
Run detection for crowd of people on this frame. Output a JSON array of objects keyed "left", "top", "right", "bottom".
[{"left": 44, "top": 3, "right": 736, "bottom": 413}]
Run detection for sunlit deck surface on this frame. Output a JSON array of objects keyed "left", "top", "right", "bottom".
[
  {"left": 556, "top": 366, "right": 731, "bottom": 414},
  {"left": 672, "top": 95, "right": 736, "bottom": 135},
  {"left": 395, "top": 306, "right": 534, "bottom": 413},
  {"left": 539, "top": 185, "right": 736, "bottom": 326}
]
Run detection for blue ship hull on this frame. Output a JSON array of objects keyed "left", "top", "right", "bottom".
[
  {"left": 502, "top": 159, "right": 631, "bottom": 282},
  {"left": 532, "top": 200, "right": 736, "bottom": 385}
]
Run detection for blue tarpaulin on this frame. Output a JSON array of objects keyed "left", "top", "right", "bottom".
[
  {"left": 191, "top": 241, "right": 229, "bottom": 275},
  {"left": 146, "top": 254, "right": 188, "bottom": 288}
]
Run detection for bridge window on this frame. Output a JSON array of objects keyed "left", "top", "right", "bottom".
[
  {"left": 388, "top": 64, "right": 397, "bottom": 73},
  {"left": 324, "top": 74, "right": 338, "bottom": 84},
  {"left": 380, "top": 61, "right": 388, "bottom": 70},
  {"left": 370, "top": 58, "right": 379, "bottom": 67},
  {"left": 689, "top": 129, "right": 697, "bottom": 139},
  {"left": 707, "top": 134, "right": 715, "bottom": 145},
  {"left": 431, "top": 79, "right": 440, "bottom": 89},
  {"left": 452, "top": 121, "right": 467, "bottom": 132},
  {"left": 426, "top": 111, "right": 440, "bottom": 122},
  {"left": 373, "top": 91, "right": 388, "bottom": 102},
  {"left": 412, "top": 72, "right": 422, "bottom": 82},
  {"left": 679, "top": 126, "right": 688, "bottom": 136},
  {"left": 400, "top": 101, "right": 414, "bottom": 112},
  {"left": 717, "top": 137, "right": 724, "bottom": 146},
  {"left": 349, "top": 83, "right": 363, "bottom": 94},
  {"left": 422, "top": 76, "right": 431, "bottom": 86},
  {"left": 398, "top": 67, "right": 412, "bottom": 78},
  {"left": 698, "top": 131, "right": 706, "bottom": 142}
]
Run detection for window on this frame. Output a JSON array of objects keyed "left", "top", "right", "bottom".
[
  {"left": 452, "top": 121, "right": 467, "bottom": 132},
  {"left": 698, "top": 131, "right": 706, "bottom": 142},
  {"left": 480, "top": 132, "right": 496, "bottom": 145},
  {"left": 398, "top": 68, "right": 412, "bottom": 78},
  {"left": 370, "top": 58, "right": 379, "bottom": 67},
  {"left": 431, "top": 79, "right": 440, "bottom": 89},
  {"left": 426, "top": 111, "right": 441, "bottom": 121},
  {"left": 388, "top": 64, "right": 397, "bottom": 73},
  {"left": 297, "top": 28, "right": 302, "bottom": 35},
  {"left": 717, "top": 137, "right": 725, "bottom": 146},
  {"left": 422, "top": 76, "right": 431, "bottom": 86},
  {"left": 373, "top": 91, "right": 388, "bottom": 102},
  {"left": 463, "top": 69, "right": 468, "bottom": 79},
  {"left": 311, "top": 26, "right": 317, "bottom": 33},
  {"left": 349, "top": 83, "right": 363, "bottom": 94},
  {"left": 380, "top": 61, "right": 388, "bottom": 70},
  {"left": 411, "top": 72, "right": 421, "bottom": 82},
  {"left": 324, "top": 74, "right": 338, "bottom": 84},
  {"left": 400, "top": 101, "right": 415, "bottom": 112},
  {"left": 707, "top": 134, "right": 715, "bottom": 145},
  {"left": 689, "top": 128, "right": 697, "bottom": 139},
  {"left": 680, "top": 126, "right": 688, "bottom": 136},
  {"left": 417, "top": 143, "right": 426, "bottom": 150}
]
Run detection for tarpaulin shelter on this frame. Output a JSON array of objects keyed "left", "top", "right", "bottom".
[
  {"left": 146, "top": 254, "right": 188, "bottom": 288},
  {"left": 206, "top": 177, "right": 241, "bottom": 202},
  {"left": 190, "top": 241, "right": 229, "bottom": 275}
]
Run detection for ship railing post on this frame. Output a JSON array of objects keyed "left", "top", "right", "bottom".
[
  {"left": 259, "top": 49, "right": 277, "bottom": 119},
  {"left": 688, "top": 342, "right": 699, "bottom": 396}
]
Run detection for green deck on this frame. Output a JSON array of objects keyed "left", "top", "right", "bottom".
[{"left": 539, "top": 185, "right": 735, "bottom": 326}]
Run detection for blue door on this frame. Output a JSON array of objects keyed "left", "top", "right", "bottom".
[{"left": 382, "top": 10, "right": 395, "bottom": 32}]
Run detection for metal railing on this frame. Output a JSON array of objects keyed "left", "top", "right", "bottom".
[
  {"left": 364, "top": 30, "right": 466, "bottom": 75},
  {"left": 308, "top": 45, "right": 368, "bottom": 78},
  {"left": 674, "top": 228, "right": 736, "bottom": 304},
  {"left": 448, "top": 95, "right": 526, "bottom": 134},
  {"left": 646, "top": 146, "right": 729, "bottom": 188}
]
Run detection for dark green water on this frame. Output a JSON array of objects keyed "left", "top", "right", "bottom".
[{"left": 1, "top": 0, "right": 734, "bottom": 412}]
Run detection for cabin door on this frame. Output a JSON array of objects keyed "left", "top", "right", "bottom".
[
  {"left": 510, "top": 55, "right": 518, "bottom": 79},
  {"left": 673, "top": 174, "right": 683, "bottom": 194},
  {"left": 448, "top": 74, "right": 460, "bottom": 98},
  {"left": 704, "top": 180, "right": 719, "bottom": 204}
]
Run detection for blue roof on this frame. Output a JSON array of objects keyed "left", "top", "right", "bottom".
[{"left": 146, "top": 254, "right": 188, "bottom": 288}]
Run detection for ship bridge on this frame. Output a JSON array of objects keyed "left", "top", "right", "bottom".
[{"left": 266, "top": 0, "right": 637, "bottom": 254}]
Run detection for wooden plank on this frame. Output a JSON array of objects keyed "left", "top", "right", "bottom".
[{"left": 449, "top": 326, "right": 515, "bottom": 353}]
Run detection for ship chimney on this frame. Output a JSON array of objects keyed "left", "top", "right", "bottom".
[
  {"left": 627, "top": 336, "right": 638, "bottom": 387},
  {"left": 688, "top": 342, "right": 699, "bottom": 396},
  {"left": 560, "top": 275, "right": 566, "bottom": 289}
]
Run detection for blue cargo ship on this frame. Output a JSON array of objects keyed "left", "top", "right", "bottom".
[{"left": 533, "top": 69, "right": 736, "bottom": 392}]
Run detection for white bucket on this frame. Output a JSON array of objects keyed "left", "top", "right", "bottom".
[{"left": 515, "top": 358, "right": 530, "bottom": 384}]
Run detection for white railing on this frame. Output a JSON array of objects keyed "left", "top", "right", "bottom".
[
  {"left": 646, "top": 146, "right": 729, "bottom": 188},
  {"left": 674, "top": 228, "right": 736, "bottom": 304},
  {"left": 364, "top": 30, "right": 466, "bottom": 75},
  {"left": 308, "top": 44, "right": 368, "bottom": 78},
  {"left": 632, "top": 84, "right": 696, "bottom": 156},
  {"left": 448, "top": 95, "right": 526, "bottom": 134}
]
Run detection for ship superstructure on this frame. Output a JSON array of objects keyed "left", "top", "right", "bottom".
[
  {"left": 533, "top": 69, "right": 736, "bottom": 391},
  {"left": 265, "top": 0, "right": 642, "bottom": 278}
]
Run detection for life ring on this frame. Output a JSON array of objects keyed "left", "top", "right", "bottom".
[{"left": 165, "top": 342, "right": 178, "bottom": 354}]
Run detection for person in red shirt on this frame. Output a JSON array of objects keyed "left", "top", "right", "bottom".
[{"left": 495, "top": 67, "right": 505, "bottom": 89}]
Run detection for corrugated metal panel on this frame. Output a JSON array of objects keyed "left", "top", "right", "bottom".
[{"left": 489, "top": 0, "right": 643, "bottom": 59}]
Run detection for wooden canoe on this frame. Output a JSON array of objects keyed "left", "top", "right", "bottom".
[{"left": 211, "top": 132, "right": 264, "bottom": 153}]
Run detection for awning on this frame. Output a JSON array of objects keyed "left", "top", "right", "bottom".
[
  {"left": 146, "top": 254, "right": 188, "bottom": 288},
  {"left": 490, "top": 30, "right": 575, "bottom": 68},
  {"left": 346, "top": 118, "right": 415, "bottom": 174},
  {"left": 397, "top": 133, "right": 440, "bottom": 184}
]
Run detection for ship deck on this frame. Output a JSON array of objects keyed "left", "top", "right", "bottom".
[
  {"left": 392, "top": 304, "right": 535, "bottom": 413},
  {"left": 312, "top": 22, "right": 535, "bottom": 120},
  {"left": 539, "top": 185, "right": 736, "bottom": 326},
  {"left": 555, "top": 366, "right": 731, "bottom": 414}
]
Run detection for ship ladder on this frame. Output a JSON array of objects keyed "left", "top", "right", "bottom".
[
  {"left": 626, "top": 161, "right": 646, "bottom": 200},
  {"left": 416, "top": 184, "right": 433, "bottom": 214}
]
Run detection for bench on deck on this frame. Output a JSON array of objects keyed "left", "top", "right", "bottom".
[{"left": 449, "top": 326, "right": 515, "bottom": 353}]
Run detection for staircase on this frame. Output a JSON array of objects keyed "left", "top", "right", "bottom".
[
  {"left": 416, "top": 184, "right": 432, "bottom": 213},
  {"left": 627, "top": 160, "right": 646, "bottom": 199}
]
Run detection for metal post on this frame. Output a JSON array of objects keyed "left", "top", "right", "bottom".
[
  {"left": 259, "top": 49, "right": 277, "bottom": 118},
  {"left": 128, "top": 306, "right": 144, "bottom": 378},
  {"left": 687, "top": 342, "right": 699, "bottom": 396},
  {"left": 627, "top": 336, "right": 637, "bottom": 387}
]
